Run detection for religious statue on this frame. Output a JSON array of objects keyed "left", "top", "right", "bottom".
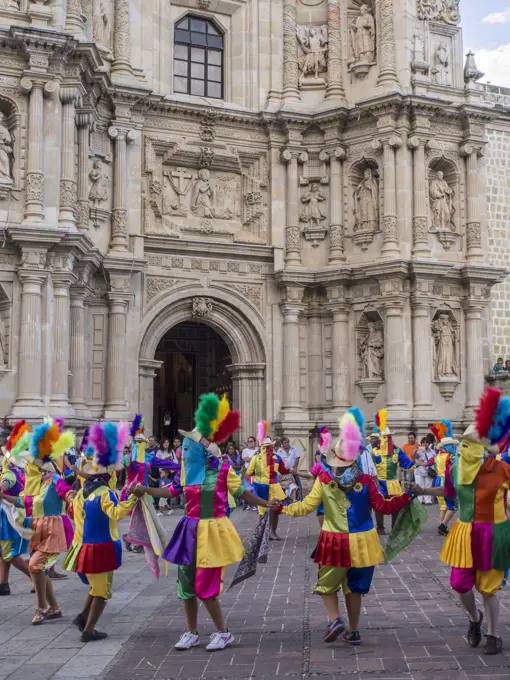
[
  {"left": 432, "top": 42, "right": 450, "bottom": 85},
  {"left": 300, "top": 183, "right": 326, "bottom": 230},
  {"left": 0, "top": 113, "right": 13, "bottom": 186},
  {"left": 350, "top": 5, "right": 376, "bottom": 64},
  {"left": 353, "top": 168, "right": 379, "bottom": 233},
  {"left": 429, "top": 170, "right": 454, "bottom": 230},
  {"left": 296, "top": 25, "right": 328, "bottom": 85},
  {"left": 191, "top": 168, "right": 215, "bottom": 218},
  {"left": 0, "top": 0, "right": 19, "bottom": 8},
  {"left": 432, "top": 313, "right": 458, "bottom": 379},
  {"left": 88, "top": 160, "right": 109, "bottom": 207},
  {"left": 360, "top": 322, "right": 384, "bottom": 379},
  {"left": 92, "top": 0, "right": 110, "bottom": 46}
]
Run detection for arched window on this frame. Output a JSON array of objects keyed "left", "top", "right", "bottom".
[{"left": 173, "top": 16, "right": 224, "bottom": 99}]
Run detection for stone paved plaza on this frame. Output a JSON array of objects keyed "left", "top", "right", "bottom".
[{"left": 1, "top": 506, "right": 510, "bottom": 680}]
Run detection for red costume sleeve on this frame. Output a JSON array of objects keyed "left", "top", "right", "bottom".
[{"left": 367, "top": 477, "right": 412, "bottom": 514}]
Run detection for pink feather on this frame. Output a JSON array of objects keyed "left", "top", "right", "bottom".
[
  {"left": 341, "top": 420, "right": 361, "bottom": 462},
  {"left": 90, "top": 422, "right": 108, "bottom": 456},
  {"left": 319, "top": 428, "right": 332, "bottom": 455},
  {"left": 117, "top": 421, "right": 129, "bottom": 453},
  {"left": 257, "top": 420, "right": 267, "bottom": 445}
]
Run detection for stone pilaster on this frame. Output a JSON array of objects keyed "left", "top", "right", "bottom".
[
  {"left": 281, "top": 149, "right": 301, "bottom": 266},
  {"left": 325, "top": 0, "right": 345, "bottom": 102},
  {"left": 64, "top": 0, "right": 86, "bottom": 38},
  {"left": 20, "top": 77, "right": 56, "bottom": 223},
  {"left": 59, "top": 85, "right": 82, "bottom": 230},
  {"left": 381, "top": 136, "right": 401, "bottom": 258},
  {"left": 385, "top": 303, "right": 406, "bottom": 409},
  {"left": 377, "top": 0, "right": 398, "bottom": 87},
  {"left": 461, "top": 144, "right": 484, "bottom": 262},
  {"left": 280, "top": 294, "right": 304, "bottom": 412},
  {"left": 76, "top": 111, "right": 94, "bottom": 231},
  {"left": 69, "top": 287, "right": 88, "bottom": 415},
  {"left": 104, "top": 294, "right": 129, "bottom": 416},
  {"left": 411, "top": 301, "right": 434, "bottom": 416},
  {"left": 328, "top": 147, "right": 346, "bottom": 264},
  {"left": 108, "top": 125, "right": 136, "bottom": 253},
  {"left": 50, "top": 269, "right": 74, "bottom": 412},
  {"left": 228, "top": 363, "right": 266, "bottom": 440},
  {"left": 307, "top": 306, "right": 323, "bottom": 410},
  {"left": 139, "top": 359, "right": 163, "bottom": 436},
  {"left": 331, "top": 307, "right": 350, "bottom": 409},
  {"left": 463, "top": 303, "right": 484, "bottom": 417},
  {"left": 111, "top": 0, "right": 133, "bottom": 81},
  {"left": 408, "top": 136, "right": 430, "bottom": 258},
  {"left": 282, "top": 0, "right": 300, "bottom": 103}
]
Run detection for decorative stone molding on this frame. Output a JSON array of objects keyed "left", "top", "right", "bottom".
[
  {"left": 192, "top": 297, "right": 213, "bottom": 318},
  {"left": 146, "top": 277, "right": 177, "bottom": 302},
  {"left": 112, "top": 0, "right": 132, "bottom": 80},
  {"left": 377, "top": 0, "right": 398, "bottom": 86},
  {"left": 325, "top": 0, "right": 345, "bottom": 101},
  {"left": 417, "top": 0, "right": 460, "bottom": 25},
  {"left": 466, "top": 222, "right": 481, "bottom": 249}
]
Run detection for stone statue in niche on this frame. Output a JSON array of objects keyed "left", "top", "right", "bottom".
[
  {"left": 432, "top": 42, "right": 450, "bottom": 85},
  {"left": 92, "top": 0, "right": 110, "bottom": 46},
  {"left": 417, "top": 0, "right": 460, "bottom": 24},
  {"left": 300, "top": 183, "right": 326, "bottom": 230},
  {"left": 191, "top": 168, "right": 215, "bottom": 218},
  {"left": 0, "top": 113, "right": 13, "bottom": 188},
  {"left": 296, "top": 25, "right": 328, "bottom": 85},
  {"left": 353, "top": 168, "right": 378, "bottom": 233},
  {"left": 349, "top": 5, "right": 376, "bottom": 77},
  {"left": 432, "top": 313, "right": 458, "bottom": 379},
  {"left": 0, "top": 0, "right": 19, "bottom": 8},
  {"left": 429, "top": 170, "right": 454, "bottom": 230},
  {"left": 88, "top": 159, "right": 109, "bottom": 207},
  {"left": 360, "top": 322, "right": 384, "bottom": 379}
]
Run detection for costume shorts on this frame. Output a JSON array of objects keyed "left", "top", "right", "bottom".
[
  {"left": 28, "top": 551, "right": 59, "bottom": 574},
  {"left": 313, "top": 565, "right": 375, "bottom": 596},
  {"left": 78, "top": 571, "right": 114, "bottom": 600},
  {"left": 450, "top": 567, "right": 505, "bottom": 597},
  {"left": 177, "top": 564, "right": 225, "bottom": 600},
  {"left": 438, "top": 496, "right": 456, "bottom": 512}
]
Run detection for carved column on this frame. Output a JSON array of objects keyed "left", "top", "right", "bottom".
[
  {"left": 59, "top": 86, "right": 81, "bottom": 229},
  {"left": 13, "top": 270, "right": 46, "bottom": 410},
  {"left": 64, "top": 0, "right": 86, "bottom": 38},
  {"left": 307, "top": 306, "right": 323, "bottom": 410},
  {"left": 282, "top": 0, "right": 300, "bottom": 103},
  {"left": 20, "top": 78, "right": 56, "bottom": 223},
  {"left": 377, "top": 0, "right": 398, "bottom": 87},
  {"left": 69, "top": 287, "right": 88, "bottom": 415},
  {"left": 385, "top": 303, "right": 406, "bottom": 408},
  {"left": 331, "top": 307, "right": 350, "bottom": 409},
  {"left": 108, "top": 126, "right": 135, "bottom": 253},
  {"left": 381, "top": 136, "right": 401, "bottom": 258},
  {"left": 75, "top": 111, "right": 94, "bottom": 231},
  {"left": 411, "top": 301, "right": 433, "bottom": 414},
  {"left": 461, "top": 144, "right": 483, "bottom": 262},
  {"left": 50, "top": 274, "right": 73, "bottom": 411},
  {"left": 328, "top": 147, "right": 346, "bottom": 264},
  {"left": 281, "top": 302, "right": 303, "bottom": 411},
  {"left": 281, "top": 149, "right": 301, "bottom": 266},
  {"left": 408, "top": 136, "right": 430, "bottom": 258},
  {"left": 105, "top": 294, "right": 129, "bottom": 415},
  {"left": 228, "top": 363, "right": 265, "bottom": 441},
  {"left": 464, "top": 304, "right": 484, "bottom": 415},
  {"left": 139, "top": 359, "right": 163, "bottom": 436},
  {"left": 325, "top": 0, "right": 345, "bottom": 101},
  {"left": 111, "top": 0, "right": 133, "bottom": 80}
]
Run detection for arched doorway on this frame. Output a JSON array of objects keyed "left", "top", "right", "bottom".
[{"left": 152, "top": 321, "right": 233, "bottom": 441}]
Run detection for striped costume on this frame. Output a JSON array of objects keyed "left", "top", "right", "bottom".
[
  {"left": 372, "top": 445, "right": 414, "bottom": 497},
  {"left": 246, "top": 451, "right": 287, "bottom": 514}
]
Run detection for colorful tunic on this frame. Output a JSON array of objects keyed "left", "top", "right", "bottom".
[
  {"left": 309, "top": 460, "right": 328, "bottom": 516},
  {"left": 433, "top": 449, "right": 457, "bottom": 511},
  {"left": 163, "top": 458, "right": 246, "bottom": 569},
  {"left": 283, "top": 472, "right": 412, "bottom": 568},
  {"left": 246, "top": 451, "right": 287, "bottom": 514},
  {"left": 373, "top": 446, "right": 414, "bottom": 496},
  {"left": 0, "top": 467, "right": 30, "bottom": 561},
  {"left": 440, "top": 456, "right": 510, "bottom": 572}
]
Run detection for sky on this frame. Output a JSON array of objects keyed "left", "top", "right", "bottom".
[{"left": 463, "top": 1, "right": 510, "bottom": 88}]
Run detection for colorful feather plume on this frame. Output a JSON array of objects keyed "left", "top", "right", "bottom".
[
  {"left": 348, "top": 407, "right": 366, "bottom": 447},
  {"left": 211, "top": 394, "right": 230, "bottom": 436},
  {"left": 213, "top": 409, "right": 241, "bottom": 443},
  {"left": 195, "top": 393, "right": 221, "bottom": 440},
  {"left": 257, "top": 420, "right": 269, "bottom": 446},
  {"left": 6, "top": 420, "right": 31, "bottom": 452},
  {"left": 319, "top": 427, "right": 332, "bottom": 455},
  {"left": 79, "top": 427, "right": 90, "bottom": 453},
  {"left": 487, "top": 396, "right": 510, "bottom": 445},
  {"left": 90, "top": 421, "right": 129, "bottom": 469},
  {"left": 11, "top": 430, "right": 31, "bottom": 459},
  {"left": 339, "top": 413, "right": 362, "bottom": 462},
  {"left": 54, "top": 417, "right": 64, "bottom": 434},
  {"left": 475, "top": 388, "right": 502, "bottom": 440},
  {"left": 30, "top": 419, "right": 75, "bottom": 463},
  {"left": 84, "top": 444, "right": 95, "bottom": 459},
  {"left": 375, "top": 409, "right": 387, "bottom": 434},
  {"left": 430, "top": 420, "right": 451, "bottom": 443},
  {"left": 130, "top": 414, "right": 144, "bottom": 439}
]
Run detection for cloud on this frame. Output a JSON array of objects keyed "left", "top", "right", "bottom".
[
  {"left": 472, "top": 44, "right": 510, "bottom": 87},
  {"left": 482, "top": 8, "right": 510, "bottom": 23}
]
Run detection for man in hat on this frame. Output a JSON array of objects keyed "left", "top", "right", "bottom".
[
  {"left": 64, "top": 421, "right": 140, "bottom": 642},
  {"left": 282, "top": 409, "right": 416, "bottom": 646},
  {"left": 414, "top": 389, "right": 510, "bottom": 656}
]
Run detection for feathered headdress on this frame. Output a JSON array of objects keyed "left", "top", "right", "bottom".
[
  {"left": 89, "top": 421, "right": 129, "bottom": 472},
  {"left": 179, "top": 393, "right": 240, "bottom": 449},
  {"left": 79, "top": 427, "right": 90, "bottom": 453},
  {"left": 319, "top": 427, "right": 332, "bottom": 455},
  {"left": 348, "top": 407, "right": 366, "bottom": 449},
  {"left": 257, "top": 420, "right": 274, "bottom": 447},
  {"left": 6, "top": 420, "right": 31, "bottom": 453},
  {"left": 29, "top": 418, "right": 75, "bottom": 471},
  {"left": 373, "top": 409, "right": 389, "bottom": 435},
  {"left": 4, "top": 420, "right": 32, "bottom": 470},
  {"left": 475, "top": 388, "right": 510, "bottom": 446},
  {"left": 328, "top": 410, "right": 363, "bottom": 468},
  {"left": 130, "top": 414, "right": 145, "bottom": 441}
]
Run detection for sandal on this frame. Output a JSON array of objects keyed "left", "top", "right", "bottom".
[
  {"left": 32, "top": 608, "right": 49, "bottom": 625},
  {"left": 46, "top": 608, "right": 63, "bottom": 620}
]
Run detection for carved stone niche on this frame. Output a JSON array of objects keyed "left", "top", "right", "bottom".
[
  {"left": 355, "top": 307, "right": 384, "bottom": 403},
  {"left": 348, "top": 158, "right": 380, "bottom": 251},
  {"left": 296, "top": 24, "right": 328, "bottom": 90},
  {"left": 427, "top": 156, "right": 461, "bottom": 251},
  {"left": 0, "top": 97, "right": 19, "bottom": 202},
  {"left": 347, "top": 1, "right": 377, "bottom": 79},
  {"left": 431, "top": 307, "right": 460, "bottom": 401}
]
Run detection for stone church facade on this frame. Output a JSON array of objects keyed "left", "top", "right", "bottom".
[{"left": 0, "top": 0, "right": 508, "bottom": 456}]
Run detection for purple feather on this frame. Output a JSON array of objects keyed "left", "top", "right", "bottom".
[
  {"left": 54, "top": 417, "right": 65, "bottom": 434},
  {"left": 130, "top": 414, "right": 142, "bottom": 438},
  {"left": 79, "top": 427, "right": 90, "bottom": 453},
  {"left": 90, "top": 422, "right": 109, "bottom": 457}
]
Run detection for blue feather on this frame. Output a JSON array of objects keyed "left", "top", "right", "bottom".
[
  {"left": 440, "top": 419, "right": 453, "bottom": 439},
  {"left": 348, "top": 407, "right": 366, "bottom": 446},
  {"left": 488, "top": 397, "right": 510, "bottom": 445},
  {"left": 130, "top": 414, "right": 142, "bottom": 438},
  {"left": 96, "top": 422, "right": 120, "bottom": 468}
]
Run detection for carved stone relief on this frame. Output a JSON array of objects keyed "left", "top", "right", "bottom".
[
  {"left": 348, "top": 4, "right": 376, "bottom": 78},
  {"left": 0, "top": 0, "right": 19, "bottom": 9},
  {"left": 417, "top": 0, "right": 460, "bottom": 25},
  {"left": 431, "top": 309, "right": 460, "bottom": 400},
  {"left": 146, "top": 277, "right": 178, "bottom": 302},
  {"left": 296, "top": 25, "right": 328, "bottom": 88},
  {"left": 192, "top": 297, "right": 213, "bottom": 318},
  {"left": 355, "top": 309, "right": 384, "bottom": 403}
]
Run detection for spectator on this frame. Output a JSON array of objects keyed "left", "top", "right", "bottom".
[
  {"left": 172, "top": 437, "right": 183, "bottom": 462},
  {"left": 241, "top": 436, "right": 258, "bottom": 469},
  {"left": 402, "top": 431, "right": 418, "bottom": 462},
  {"left": 225, "top": 442, "right": 243, "bottom": 473},
  {"left": 159, "top": 468, "right": 173, "bottom": 512},
  {"left": 413, "top": 437, "right": 435, "bottom": 504},
  {"left": 493, "top": 357, "right": 505, "bottom": 374},
  {"left": 505, "top": 359, "right": 510, "bottom": 373},
  {"left": 160, "top": 438, "right": 180, "bottom": 464}
]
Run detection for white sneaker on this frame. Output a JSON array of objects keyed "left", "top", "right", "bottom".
[
  {"left": 175, "top": 632, "right": 200, "bottom": 650},
  {"left": 206, "top": 631, "right": 234, "bottom": 651},
  {"left": 156, "top": 511, "right": 163, "bottom": 517}
]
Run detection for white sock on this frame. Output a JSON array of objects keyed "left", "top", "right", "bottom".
[
  {"left": 483, "top": 594, "right": 500, "bottom": 638},
  {"left": 459, "top": 590, "right": 479, "bottom": 623}
]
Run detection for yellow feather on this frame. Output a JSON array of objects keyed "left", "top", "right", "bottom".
[
  {"left": 217, "top": 394, "right": 230, "bottom": 424},
  {"left": 379, "top": 409, "right": 387, "bottom": 432},
  {"left": 50, "top": 430, "right": 75, "bottom": 460}
]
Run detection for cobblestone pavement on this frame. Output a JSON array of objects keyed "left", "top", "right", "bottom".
[{"left": 1, "top": 505, "right": 510, "bottom": 680}]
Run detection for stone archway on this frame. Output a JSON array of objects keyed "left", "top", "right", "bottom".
[{"left": 138, "top": 285, "right": 267, "bottom": 440}]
